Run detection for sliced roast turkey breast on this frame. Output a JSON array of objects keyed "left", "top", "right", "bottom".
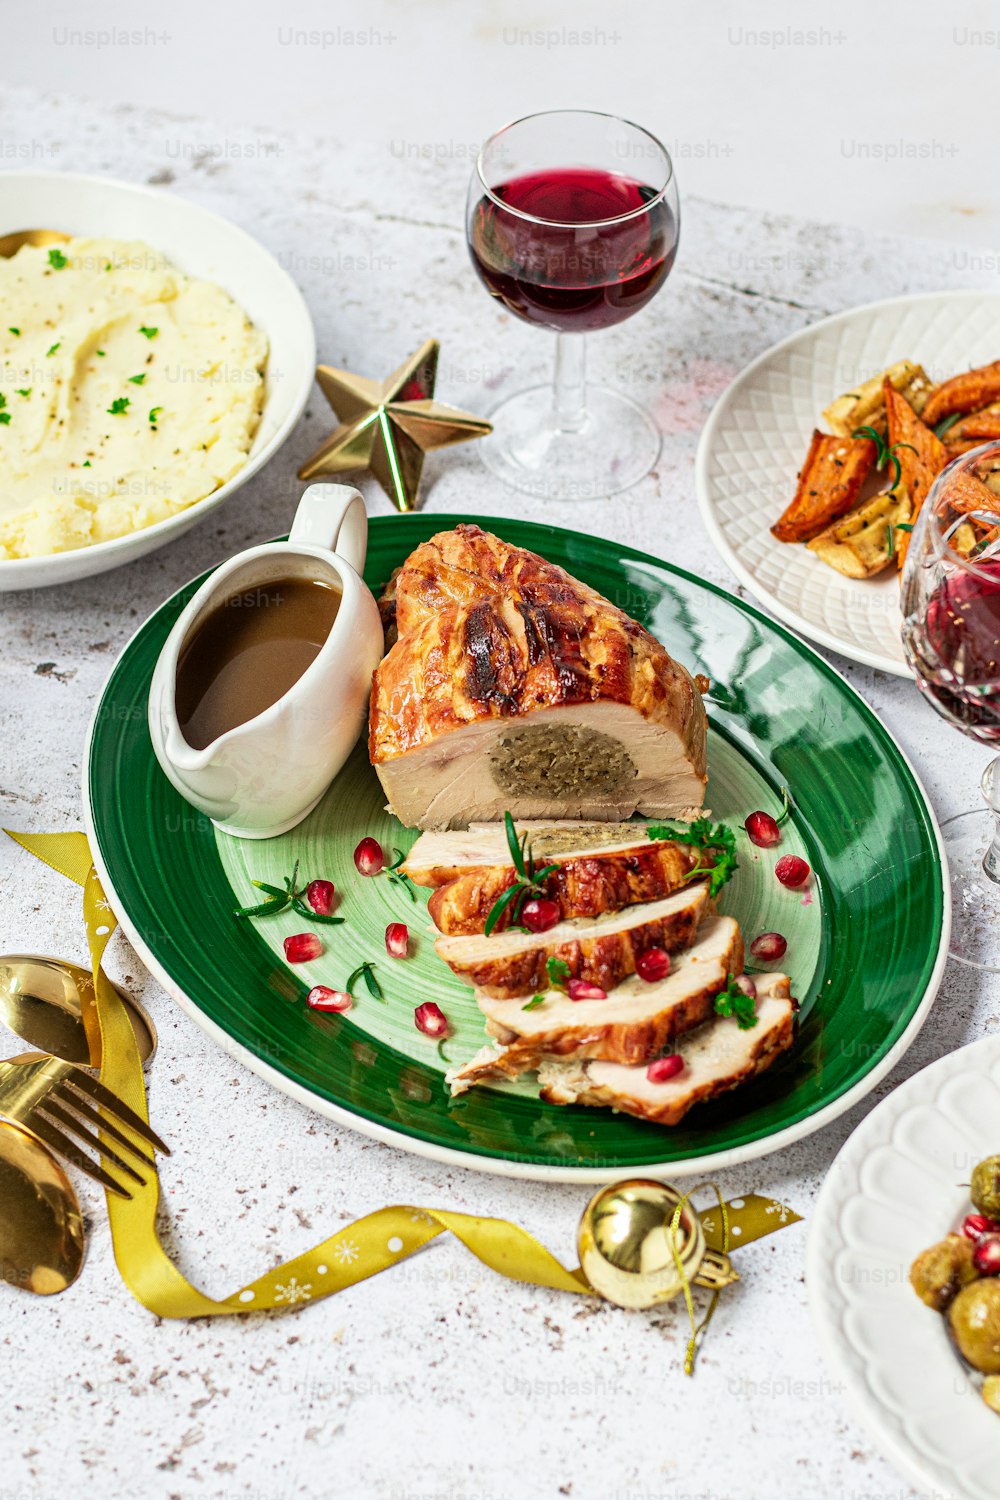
[
  {"left": 427, "top": 837, "right": 707, "bottom": 936},
  {"left": 445, "top": 914, "right": 743, "bottom": 1091},
  {"left": 404, "top": 820, "right": 672, "bottom": 888},
  {"left": 434, "top": 883, "right": 710, "bottom": 1000},
  {"left": 369, "top": 525, "right": 708, "bottom": 831},
  {"left": 537, "top": 975, "right": 795, "bottom": 1127}
]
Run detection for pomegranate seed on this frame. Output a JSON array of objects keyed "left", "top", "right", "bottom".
[
  {"left": 734, "top": 973, "right": 757, "bottom": 1000},
  {"left": 306, "top": 879, "right": 335, "bottom": 915},
  {"left": 636, "top": 947, "right": 671, "bottom": 983},
  {"left": 354, "top": 837, "right": 384, "bottom": 876},
  {"left": 750, "top": 931, "right": 788, "bottom": 963},
  {"left": 775, "top": 854, "right": 810, "bottom": 888},
  {"left": 963, "top": 1212, "right": 999, "bottom": 1240},
  {"left": 521, "top": 897, "right": 561, "bottom": 933},
  {"left": 385, "top": 922, "right": 409, "bottom": 958},
  {"left": 307, "top": 986, "right": 352, "bottom": 1012},
  {"left": 973, "top": 1232, "right": 1000, "bottom": 1276},
  {"left": 284, "top": 932, "right": 322, "bottom": 963},
  {"left": 646, "top": 1054, "right": 684, "bottom": 1083},
  {"left": 568, "top": 978, "right": 608, "bottom": 1001},
  {"left": 745, "top": 810, "right": 781, "bottom": 847},
  {"left": 414, "top": 1002, "right": 448, "bottom": 1038}
]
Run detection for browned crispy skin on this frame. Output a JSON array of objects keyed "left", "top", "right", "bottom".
[
  {"left": 771, "top": 430, "right": 877, "bottom": 544},
  {"left": 944, "top": 406, "right": 1000, "bottom": 443},
  {"left": 884, "top": 382, "right": 948, "bottom": 570},
  {"left": 368, "top": 524, "right": 707, "bottom": 777},
  {"left": 439, "top": 898, "right": 705, "bottom": 999},
  {"left": 922, "top": 360, "right": 1000, "bottom": 427},
  {"left": 427, "top": 841, "right": 708, "bottom": 936}
]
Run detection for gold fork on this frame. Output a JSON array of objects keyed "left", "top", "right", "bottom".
[{"left": 0, "top": 1054, "right": 169, "bottom": 1199}]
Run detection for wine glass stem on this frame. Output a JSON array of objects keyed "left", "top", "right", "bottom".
[
  {"left": 983, "top": 756, "right": 1000, "bottom": 885},
  {"left": 552, "top": 333, "right": 587, "bottom": 434}
]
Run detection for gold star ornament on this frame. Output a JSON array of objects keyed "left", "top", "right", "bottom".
[{"left": 297, "top": 339, "right": 492, "bottom": 512}]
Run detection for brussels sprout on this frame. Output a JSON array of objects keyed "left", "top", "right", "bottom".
[
  {"left": 910, "top": 1234, "right": 979, "bottom": 1311},
  {"left": 949, "top": 1279, "right": 1000, "bottom": 1374},
  {"left": 971, "top": 1155, "right": 1000, "bottom": 1221}
]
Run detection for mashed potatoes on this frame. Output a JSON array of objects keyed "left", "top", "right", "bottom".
[{"left": 0, "top": 236, "right": 267, "bottom": 559}]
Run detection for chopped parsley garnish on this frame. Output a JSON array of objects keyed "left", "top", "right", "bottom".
[
  {"left": 96, "top": 349, "right": 106, "bottom": 357},
  {"left": 521, "top": 994, "right": 546, "bottom": 1011},
  {"left": 714, "top": 975, "right": 758, "bottom": 1030},
  {"left": 0, "top": 394, "right": 9, "bottom": 422},
  {"left": 47, "top": 247, "right": 68, "bottom": 269},
  {"left": 645, "top": 817, "right": 739, "bottom": 899},
  {"left": 8, "top": 327, "right": 19, "bottom": 336},
  {"left": 139, "top": 325, "right": 158, "bottom": 339},
  {"left": 148, "top": 406, "right": 163, "bottom": 426},
  {"left": 128, "top": 373, "right": 146, "bottom": 385},
  {"left": 15, "top": 388, "right": 30, "bottom": 397},
  {"left": 82, "top": 460, "right": 91, "bottom": 467},
  {"left": 523, "top": 954, "right": 572, "bottom": 1010},
  {"left": 107, "top": 397, "right": 130, "bottom": 415},
  {"left": 46, "top": 342, "right": 60, "bottom": 357}
]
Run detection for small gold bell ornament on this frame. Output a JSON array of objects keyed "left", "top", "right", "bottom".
[{"left": 578, "top": 1178, "right": 739, "bottom": 1373}]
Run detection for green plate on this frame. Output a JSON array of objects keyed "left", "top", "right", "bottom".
[{"left": 83, "top": 515, "right": 949, "bottom": 1180}]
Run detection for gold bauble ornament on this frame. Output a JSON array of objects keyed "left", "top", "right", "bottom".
[
  {"left": 297, "top": 338, "right": 492, "bottom": 512},
  {"left": 577, "top": 1178, "right": 738, "bottom": 1311}
]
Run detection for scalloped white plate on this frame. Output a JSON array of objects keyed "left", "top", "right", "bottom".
[
  {"left": 696, "top": 290, "right": 1000, "bottom": 676},
  {"left": 807, "top": 1033, "right": 1000, "bottom": 1500}
]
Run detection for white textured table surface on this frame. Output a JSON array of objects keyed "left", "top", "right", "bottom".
[{"left": 0, "top": 84, "right": 997, "bottom": 1500}]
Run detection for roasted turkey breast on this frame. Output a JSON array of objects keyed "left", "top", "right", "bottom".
[
  {"left": 404, "top": 820, "right": 678, "bottom": 887},
  {"left": 445, "top": 914, "right": 744, "bottom": 1088},
  {"left": 370, "top": 525, "right": 708, "bottom": 830},
  {"left": 434, "top": 883, "right": 710, "bottom": 999},
  {"left": 537, "top": 975, "right": 795, "bottom": 1126}
]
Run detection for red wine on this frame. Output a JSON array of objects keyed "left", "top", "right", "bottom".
[
  {"left": 468, "top": 167, "right": 677, "bottom": 333},
  {"left": 908, "top": 559, "right": 1000, "bottom": 740}
]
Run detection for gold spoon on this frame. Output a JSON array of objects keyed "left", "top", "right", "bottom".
[
  {"left": 0, "top": 955, "right": 157, "bottom": 1067},
  {"left": 0, "top": 229, "right": 71, "bottom": 259},
  {"left": 0, "top": 1116, "right": 84, "bottom": 1294}
]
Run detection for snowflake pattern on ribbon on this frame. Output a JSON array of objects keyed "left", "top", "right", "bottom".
[
  {"left": 273, "top": 1276, "right": 312, "bottom": 1305},
  {"left": 334, "top": 1239, "right": 360, "bottom": 1265}
]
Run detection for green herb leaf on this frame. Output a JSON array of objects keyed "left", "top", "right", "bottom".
[
  {"left": 128, "top": 372, "right": 146, "bottom": 385},
  {"left": 934, "top": 413, "right": 962, "bottom": 439},
  {"left": 251, "top": 879, "right": 287, "bottom": 899},
  {"left": 521, "top": 994, "right": 546, "bottom": 1011},
  {"left": 714, "top": 975, "right": 758, "bottom": 1030},
  {"left": 107, "top": 396, "right": 130, "bottom": 415},
  {"left": 47, "top": 247, "right": 68, "bottom": 269},
  {"left": 8, "top": 327, "right": 20, "bottom": 336},
  {"left": 852, "top": 423, "right": 889, "bottom": 467},
  {"left": 886, "top": 523, "right": 895, "bottom": 560},
  {"left": 436, "top": 1038, "right": 453, "bottom": 1064},
  {"left": 139, "top": 325, "right": 159, "bottom": 339},
  {"left": 96, "top": 349, "right": 106, "bottom": 357},
  {"left": 504, "top": 810, "right": 527, "bottom": 879},
  {"left": 545, "top": 955, "right": 571, "bottom": 990},
  {"left": 0, "top": 412, "right": 10, "bottom": 425},
  {"left": 149, "top": 406, "right": 163, "bottom": 426},
  {"left": 647, "top": 818, "right": 739, "bottom": 899},
  {"left": 387, "top": 870, "right": 418, "bottom": 902},
  {"left": 46, "top": 342, "right": 60, "bottom": 357},
  {"left": 233, "top": 895, "right": 288, "bottom": 920},
  {"left": 484, "top": 879, "right": 526, "bottom": 937},
  {"left": 15, "top": 388, "right": 30, "bottom": 397},
  {"left": 775, "top": 787, "right": 792, "bottom": 827},
  {"left": 346, "top": 961, "right": 385, "bottom": 1003},
  {"left": 896, "top": 521, "right": 914, "bottom": 532}
]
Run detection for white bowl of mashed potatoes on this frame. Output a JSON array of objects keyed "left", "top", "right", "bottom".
[{"left": 0, "top": 172, "right": 315, "bottom": 590}]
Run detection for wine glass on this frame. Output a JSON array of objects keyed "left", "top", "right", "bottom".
[
  {"left": 901, "top": 439, "right": 1000, "bottom": 969},
  {"left": 466, "top": 110, "right": 679, "bottom": 501}
]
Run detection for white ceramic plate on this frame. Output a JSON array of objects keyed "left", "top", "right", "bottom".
[
  {"left": 0, "top": 171, "right": 315, "bottom": 590},
  {"left": 696, "top": 290, "right": 1000, "bottom": 676},
  {"left": 807, "top": 1032, "right": 1000, "bottom": 1500}
]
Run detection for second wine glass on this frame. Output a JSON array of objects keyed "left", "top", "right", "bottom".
[{"left": 466, "top": 110, "right": 678, "bottom": 501}]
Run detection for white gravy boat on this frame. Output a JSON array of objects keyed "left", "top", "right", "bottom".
[{"left": 148, "top": 483, "right": 384, "bottom": 839}]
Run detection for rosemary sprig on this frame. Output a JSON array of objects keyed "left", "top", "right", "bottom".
[
  {"left": 645, "top": 818, "right": 738, "bottom": 899},
  {"left": 934, "top": 413, "right": 962, "bottom": 439},
  {"left": 484, "top": 812, "right": 561, "bottom": 936},
  {"left": 346, "top": 961, "right": 385, "bottom": 1003},
  {"left": 385, "top": 847, "right": 418, "bottom": 902},
  {"left": 233, "top": 859, "right": 345, "bottom": 925},
  {"left": 852, "top": 424, "right": 917, "bottom": 493},
  {"left": 714, "top": 975, "right": 758, "bottom": 1030}
]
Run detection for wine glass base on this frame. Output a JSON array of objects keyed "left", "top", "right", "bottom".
[
  {"left": 480, "top": 384, "right": 661, "bottom": 500},
  {"left": 942, "top": 808, "right": 1000, "bottom": 971}
]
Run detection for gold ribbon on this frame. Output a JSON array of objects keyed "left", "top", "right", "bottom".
[{"left": 6, "top": 829, "right": 801, "bottom": 1319}]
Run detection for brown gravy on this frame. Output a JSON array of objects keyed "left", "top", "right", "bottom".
[{"left": 176, "top": 577, "right": 341, "bottom": 750}]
